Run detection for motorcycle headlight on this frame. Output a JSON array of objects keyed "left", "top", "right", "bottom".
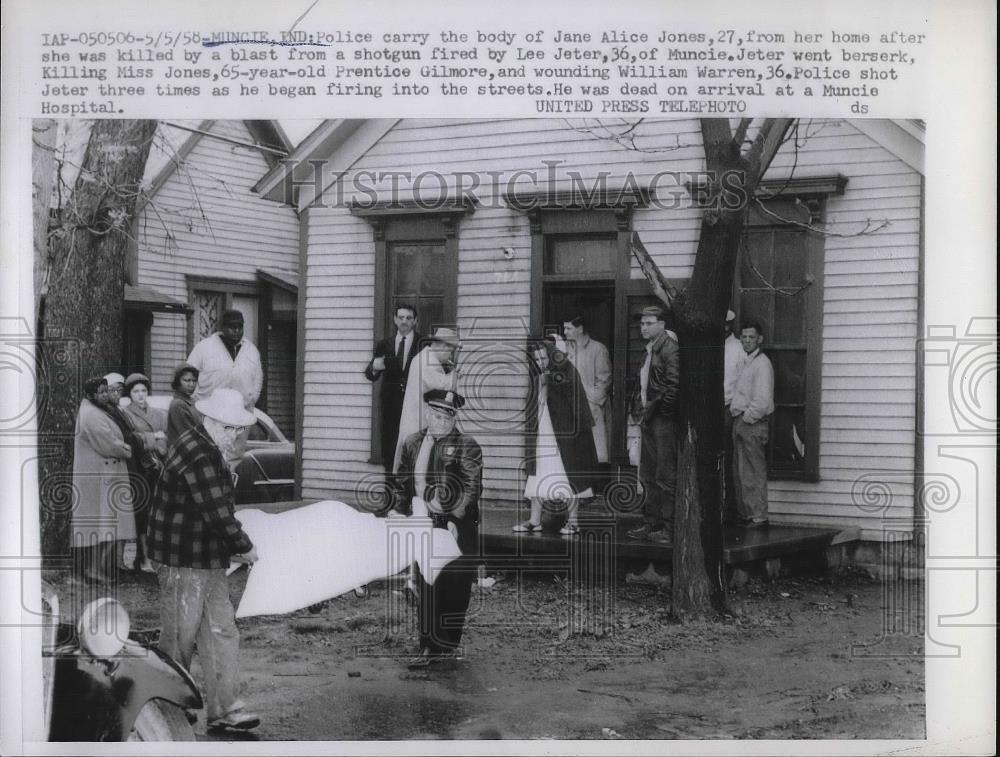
[{"left": 78, "top": 598, "right": 130, "bottom": 658}]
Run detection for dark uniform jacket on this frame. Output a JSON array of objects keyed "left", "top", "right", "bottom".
[{"left": 392, "top": 427, "right": 482, "bottom": 554}]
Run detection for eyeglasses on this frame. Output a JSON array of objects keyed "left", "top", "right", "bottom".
[{"left": 223, "top": 425, "right": 246, "bottom": 434}]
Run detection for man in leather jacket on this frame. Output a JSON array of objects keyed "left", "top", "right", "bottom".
[
  {"left": 391, "top": 389, "right": 482, "bottom": 667},
  {"left": 628, "top": 306, "right": 681, "bottom": 544}
]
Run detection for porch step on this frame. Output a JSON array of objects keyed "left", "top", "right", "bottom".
[{"left": 479, "top": 504, "right": 859, "bottom": 567}]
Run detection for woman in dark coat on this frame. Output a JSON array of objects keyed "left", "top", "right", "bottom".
[
  {"left": 166, "top": 364, "right": 201, "bottom": 447},
  {"left": 514, "top": 335, "right": 599, "bottom": 535}
]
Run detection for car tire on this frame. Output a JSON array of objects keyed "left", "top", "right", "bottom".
[{"left": 127, "top": 700, "right": 196, "bottom": 741}]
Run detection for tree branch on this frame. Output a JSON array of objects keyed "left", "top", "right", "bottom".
[
  {"left": 743, "top": 118, "right": 794, "bottom": 184},
  {"left": 629, "top": 231, "right": 677, "bottom": 309}
]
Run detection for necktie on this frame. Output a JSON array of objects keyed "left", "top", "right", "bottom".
[{"left": 396, "top": 335, "right": 406, "bottom": 366}]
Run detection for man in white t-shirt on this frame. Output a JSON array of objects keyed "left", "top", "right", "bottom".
[{"left": 187, "top": 309, "right": 263, "bottom": 411}]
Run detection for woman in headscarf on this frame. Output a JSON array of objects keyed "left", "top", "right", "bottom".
[
  {"left": 166, "top": 363, "right": 202, "bottom": 447},
  {"left": 514, "top": 335, "right": 599, "bottom": 536},
  {"left": 71, "top": 376, "right": 135, "bottom": 583},
  {"left": 122, "top": 373, "right": 167, "bottom": 573}
]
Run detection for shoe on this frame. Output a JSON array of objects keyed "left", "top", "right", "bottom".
[
  {"left": 746, "top": 519, "right": 769, "bottom": 529},
  {"left": 626, "top": 523, "right": 653, "bottom": 540},
  {"left": 138, "top": 560, "right": 156, "bottom": 574},
  {"left": 208, "top": 707, "right": 260, "bottom": 731},
  {"left": 648, "top": 528, "right": 673, "bottom": 544},
  {"left": 511, "top": 521, "right": 541, "bottom": 533},
  {"left": 559, "top": 523, "right": 580, "bottom": 536},
  {"left": 407, "top": 648, "right": 433, "bottom": 669}
]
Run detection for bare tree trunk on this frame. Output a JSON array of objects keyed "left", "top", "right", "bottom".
[
  {"left": 32, "top": 119, "right": 57, "bottom": 323},
  {"left": 623, "top": 119, "right": 794, "bottom": 618},
  {"left": 38, "top": 119, "right": 157, "bottom": 561}
]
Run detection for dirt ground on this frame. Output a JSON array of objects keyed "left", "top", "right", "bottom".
[{"left": 47, "top": 563, "right": 924, "bottom": 743}]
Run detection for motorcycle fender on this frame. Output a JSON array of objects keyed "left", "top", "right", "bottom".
[{"left": 113, "top": 641, "right": 203, "bottom": 737}]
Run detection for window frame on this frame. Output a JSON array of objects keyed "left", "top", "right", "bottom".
[
  {"left": 352, "top": 202, "right": 471, "bottom": 466},
  {"left": 737, "top": 184, "right": 833, "bottom": 482},
  {"left": 185, "top": 275, "right": 260, "bottom": 352}
]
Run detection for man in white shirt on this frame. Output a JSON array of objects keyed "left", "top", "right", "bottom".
[
  {"left": 722, "top": 310, "right": 744, "bottom": 522},
  {"left": 187, "top": 309, "right": 263, "bottom": 411},
  {"left": 729, "top": 321, "right": 775, "bottom": 527},
  {"left": 364, "top": 304, "right": 421, "bottom": 472}
]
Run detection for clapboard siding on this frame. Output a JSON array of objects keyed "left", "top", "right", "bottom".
[
  {"left": 136, "top": 121, "right": 298, "bottom": 399},
  {"left": 298, "top": 119, "right": 921, "bottom": 539}
]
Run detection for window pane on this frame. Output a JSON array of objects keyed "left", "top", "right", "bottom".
[
  {"left": 770, "top": 349, "right": 806, "bottom": 404},
  {"left": 742, "top": 231, "right": 774, "bottom": 284},
  {"left": 392, "top": 243, "right": 445, "bottom": 296},
  {"left": 546, "top": 238, "right": 614, "bottom": 275},
  {"left": 412, "top": 298, "right": 444, "bottom": 334},
  {"left": 194, "top": 291, "right": 223, "bottom": 340},
  {"left": 739, "top": 291, "right": 773, "bottom": 334},
  {"left": 773, "top": 293, "right": 805, "bottom": 344},
  {"left": 773, "top": 230, "right": 807, "bottom": 287},
  {"left": 770, "top": 406, "right": 807, "bottom": 472}
]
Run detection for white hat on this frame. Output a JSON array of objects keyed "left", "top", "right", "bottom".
[
  {"left": 430, "top": 327, "right": 461, "bottom": 347},
  {"left": 195, "top": 388, "right": 256, "bottom": 426},
  {"left": 103, "top": 372, "right": 125, "bottom": 386}
]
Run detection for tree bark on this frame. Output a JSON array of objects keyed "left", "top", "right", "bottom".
[
  {"left": 668, "top": 118, "right": 793, "bottom": 618},
  {"left": 37, "top": 119, "right": 157, "bottom": 561},
  {"left": 32, "top": 119, "right": 57, "bottom": 323}
]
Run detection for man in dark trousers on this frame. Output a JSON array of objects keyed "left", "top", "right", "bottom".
[
  {"left": 364, "top": 304, "right": 421, "bottom": 472},
  {"left": 627, "top": 305, "right": 681, "bottom": 544},
  {"left": 391, "top": 389, "right": 482, "bottom": 669}
]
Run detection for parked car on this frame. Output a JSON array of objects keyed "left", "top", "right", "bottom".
[
  {"left": 41, "top": 580, "right": 201, "bottom": 741},
  {"left": 145, "top": 396, "right": 295, "bottom": 504}
]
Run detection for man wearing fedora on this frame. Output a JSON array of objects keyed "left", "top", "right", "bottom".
[
  {"left": 392, "top": 327, "right": 461, "bottom": 472},
  {"left": 146, "top": 387, "right": 260, "bottom": 731},
  {"left": 627, "top": 305, "right": 681, "bottom": 544},
  {"left": 187, "top": 309, "right": 263, "bottom": 411},
  {"left": 364, "top": 304, "right": 422, "bottom": 472},
  {"left": 391, "top": 389, "right": 482, "bottom": 669}
]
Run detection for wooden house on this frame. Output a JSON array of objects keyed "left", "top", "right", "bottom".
[
  {"left": 254, "top": 118, "right": 924, "bottom": 543},
  {"left": 125, "top": 120, "right": 301, "bottom": 433}
]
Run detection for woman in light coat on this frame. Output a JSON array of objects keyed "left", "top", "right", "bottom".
[
  {"left": 392, "top": 328, "right": 460, "bottom": 472},
  {"left": 71, "top": 376, "right": 135, "bottom": 583}
]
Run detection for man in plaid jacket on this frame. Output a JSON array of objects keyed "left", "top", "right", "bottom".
[{"left": 146, "top": 388, "right": 260, "bottom": 731}]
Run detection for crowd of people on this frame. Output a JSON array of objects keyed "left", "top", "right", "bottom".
[
  {"left": 63, "top": 301, "right": 776, "bottom": 728},
  {"left": 367, "top": 303, "right": 776, "bottom": 552},
  {"left": 70, "top": 308, "right": 264, "bottom": 731}
]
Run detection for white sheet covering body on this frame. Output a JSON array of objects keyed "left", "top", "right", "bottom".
[{"left": 229, "top": 500, "right": 462, "bottom": 618}]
